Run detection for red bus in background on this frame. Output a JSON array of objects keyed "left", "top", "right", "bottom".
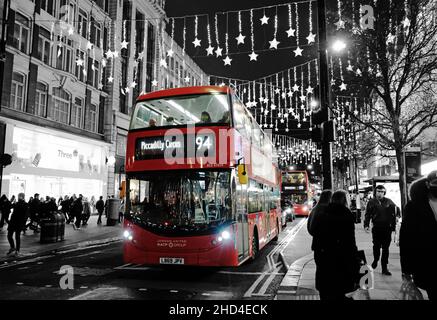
[
  {"left": 123, "top": 86, "right": 282, "bottom": 267},
  {"left": 281, "top": 170, "right": 312, "bottom": 216}
]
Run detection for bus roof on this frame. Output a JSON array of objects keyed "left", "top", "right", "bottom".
[{"left": 136, "top": 86, "right": 232, "bottom": 102}]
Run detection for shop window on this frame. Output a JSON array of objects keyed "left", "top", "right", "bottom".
[
  {"left": 71, "top": 97, "right": 83, "bottom": 128},
  {"left": 10, "top": 72, "right": 26, "bottom": 111},
  {"left": 37, "top": 27, "right": 51, "bottom": 65},
  {"left": 35, "top": 82, "right": 48, "bottom": 117},
  {"left": 12, "top": 12, "right": 30, "bottom": 54},
  {"left": 50, "top": 87, "right": 70, "bottom": 124}
]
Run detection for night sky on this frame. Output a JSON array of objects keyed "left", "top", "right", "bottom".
[{"left": 164, "top": 0, "right": 319, "bottom": 81}]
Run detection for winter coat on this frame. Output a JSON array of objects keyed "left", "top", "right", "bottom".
[
  {"left": 96, "top": 200, "right": 105, "bottom": 213},
  {"left": 307, "top": 203, "right": 329, "bottom": 251},
  {"left": 71, "top": 198, "right": 83, "bottom": 216},
  {"left": 364, "top": 197, "right": 398, "bottom": 230},
  {"left": 312, "top": 203, "right": 358, "bottom": 295},
  {"left": 8, "top": 199, "right": 29, "bottom": 232},
  {"left": 400, "top": 177, "right": 437, "bottom": 291}
]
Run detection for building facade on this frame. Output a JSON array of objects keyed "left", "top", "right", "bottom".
[
  {"left": 0, "top": 0, "right": 112, "bottom": 200},
  {"left": 109, "top": 0, "right": 209, "bottom": 197}
]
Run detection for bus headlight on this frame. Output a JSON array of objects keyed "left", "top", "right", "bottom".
[
  {"left": 221, "top": 230, "right": 231, "bottom": 240},
  {"left": 303, "top": 206, "right": 309, "bottom": 212},
  {"left": 212, "top": 230, "right": 232, "bottom": 245},
  {"left": 123, "top": 230, "right": 133, "bottom": 241}
]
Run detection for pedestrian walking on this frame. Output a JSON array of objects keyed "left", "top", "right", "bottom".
[
  {"left": 82, "top": 197, "right": 91, "bottom": 226},
  {"left": 6, "top": 193, "right": 28, "bottom": 256},
  {"left": 71, "top": 195, "right": 83, "bottom": 230},
  {"left": 311, "top": 189, "right": 359, "bottom": 301},
  {"left": 96, "top": 196, "right": 105, "bottom": 224},
  {"left": 400, "top": 171, "right": 437, "bottom": 301},
  {"left": 364, "top": 185, "right": 400, "bottom": 275},
  {"left": 90, "top": 196, "right": 96, "bottom": 214},
  {"left": 119, "top": 198, "right": 125, "bottom": 223},
  {"left": 0, "top": 194, "right": 12, "bottom": 230},
  {"left": 307, "top": 189, "right": 332, "bottom": 237}
]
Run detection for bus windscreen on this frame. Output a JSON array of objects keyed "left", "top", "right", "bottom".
[
  {"left": 128, "top": 171, "right": 232, "bottom": 234},
  {"left": 130, "top": 93, "right": 230, "bottom": 130}
]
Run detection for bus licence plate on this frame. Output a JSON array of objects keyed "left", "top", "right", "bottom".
[{"left": 159, "top": 257, "right": 184, "bottom": 265}]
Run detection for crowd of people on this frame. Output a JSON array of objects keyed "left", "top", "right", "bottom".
[
  {"left": 307, "top": 170, "right": 437, "bottom": 301},
  {"left": 0, "top": 193, "right": 116, "bottom": 257}
]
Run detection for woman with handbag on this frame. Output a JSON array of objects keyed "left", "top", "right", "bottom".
[{"left": 311, "top": 189, "right": 359, "bottom": 300}]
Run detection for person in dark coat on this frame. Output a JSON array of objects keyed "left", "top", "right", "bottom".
[
  {"left": 312, "top": 189, "right": 358, "bottom": 300},
  {"left": 7, "top": 193, "right": 28, "bottom": 256},
  {"left": 0, "top": 194, "right": 11, "bottom": 229},
  {"left": 364, "top": 185, "right": 400, "bottom": 275},
  {"left": 71, "top": 195, "right": 83, "bottom": 230},
  {"left": 400, "top": 171, "right": 437, "bottom": 301},
  {"left": 307, "top": 189, "right": 333, "bottom": 240},
  {"left": 60, "top": 196, "right": 70, "bottom": 222},
  {"left": 96, "top": 196, "right": 105, "bottom": 224}
]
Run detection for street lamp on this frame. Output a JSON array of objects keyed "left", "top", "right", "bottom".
[{"left": 331, "top": 39, "right": 347, "bottom": 53}]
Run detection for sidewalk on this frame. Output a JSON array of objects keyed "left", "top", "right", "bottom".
[
  {"left": 0, "top": 215, "right": 123, "bottom": 263},
  {"left": 276, "top": 223, "right": 429, "bottom": 300}
]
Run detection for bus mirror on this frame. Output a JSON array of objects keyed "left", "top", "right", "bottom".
[{"left": 237, "top": 164, "right": 248, "bottom": 185}]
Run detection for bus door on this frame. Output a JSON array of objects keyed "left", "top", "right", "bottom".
[{"left": 234, "top": 180, "right": 249, "bottom": 261}]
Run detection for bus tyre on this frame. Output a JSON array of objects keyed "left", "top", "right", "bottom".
[{"left": 251, "top": 230, "right": 259, "bottom": 260}]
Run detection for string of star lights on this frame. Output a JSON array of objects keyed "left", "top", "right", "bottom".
[
  {"left": 249, "top": 9, "right": 258, "bottom": 61},
  {"left": 293, "top": 3, "right": 303, "bottom": 57},
  {"left": 273, "top": 134, "right": 322, "bottom": 167},
  {"left": 286, "top": 4, "right": 296, "bottom": 38},
  {"left": 214, "top": 14, "right": 223, "bottom": 57},
  {"left": 206, "top": 17, "right": 214, "bottom": 56},
  {"left": 269, "top": 9, "right": 280, "bottom": 49},
  {"left": 223, "top": 14, "right": 232, "bottom": 66},
  {"left": 306, "top": 2, "right": 316, "bottom": 45},
  {"left": 236, "top": 11, "right": 246, "bottom": 45},
  {"left": 335, "top": 0, "right": 345, "bottom": 30},
  {"left": 193, "top": 15, "right": 201, "bottom": 48}
]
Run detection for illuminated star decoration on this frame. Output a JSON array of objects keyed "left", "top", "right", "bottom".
[
  {"left": 386, "top": 33, "right": 396, "bottom": 44},
  {"left": 167, "top": 49, "right": 174, "bottom": 57},
  {"left": 215, "top": 47, "right": 223, "bottom": 57},
  {"left": 223, "top": 56, "right": 232, "bottom": 66},
  {"left": 335, "top": 19, "right": 345, "bottom": 30},
  {"left": 306, "top": 32, "right": 316, "bottom": 44},
  {"left": 206, "top": 45, "right": 214, "bottom": 56},
  {"left": 68, "top": 27, "right": 74, "bottom": 35},
  {"left": 306, "top": 86, "right": 314, "bottom": 95},
  {"left": 152, "top": 79, "right": 158, "bottom": 87},
  {"left": 286, "top": 27, "right": 296, "bottom": 37},
  {"left": 356, "top": 68, "right": 362, "bottom": 76},
  {"left": 184, "top": 76, "right": 190, "bottom": 83},
  {"left": 75, "top": 58, "right": 84, "bottom": 66},
  {"left": 340, "top": 82, "right": 347, "bottom": 91},
  {"left": 130, "top": 81, "right": 137, "bottom": 88},
  {"left": 269, "top": 38, "right": 280, "bottom": 49},
  {"left": 121, "top": 40, "right": 129, "bottom": 49},
  {"left": 107, "top": 75, "right": 114, "bottom": 83},
  {"left": 236, "top": 33, "right": 246, "bottom": 45},
  {"left": 112, "top": 51, "right": 119, "bottom": 58},
  {"left": 402, "top": 17, "right": 411, "bottom": 28},
  {"left": 86, "top": 41, "right": 93, "bottom": 50},
  {"left": 192, "top": 37, "right": 201, "bottom": 47},
  {"left": 160, "top": 58, "right": 168, "bottom": 68},
  {"left": 347, "top": 64, "right": 354, "bottom": 72},
  {"left": 293, "top": 47, "right": 303, "bottom": 57},
  {"left": 260, "top": 15, "right": 269, "bottom": 25},
  {"left": 292, "top": 84, "right": 300, "bottom": 92},
  {"left": 249, "top": 51, "right": 258, "bottom": 61}
]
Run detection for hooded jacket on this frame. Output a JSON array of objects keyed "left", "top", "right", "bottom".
[{"left": 400, "top": 177, "right": 437, "bottom": 290}]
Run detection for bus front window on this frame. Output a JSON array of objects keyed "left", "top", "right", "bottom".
[
  {"left": 128, "top": 171, "right": 231, "bottom": 234},
  {"left": 130, "top": 93, "right": 230, "bottom": 130}
]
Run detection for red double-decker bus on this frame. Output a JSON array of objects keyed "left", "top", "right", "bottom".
[
  {"left": 123, "top": 86, "right": 282, "bottom": 267},
  {"left": 281, "top": 170, "right": 312, "bottom": 216}
]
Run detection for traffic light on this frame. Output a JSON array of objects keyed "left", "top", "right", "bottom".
[{"left": 0, "top": 153, "right": 12, "bottom": 168}]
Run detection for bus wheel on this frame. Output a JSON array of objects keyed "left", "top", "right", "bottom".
[{"left": 251, "top": 230, "right": 259, "bottom": 260}]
